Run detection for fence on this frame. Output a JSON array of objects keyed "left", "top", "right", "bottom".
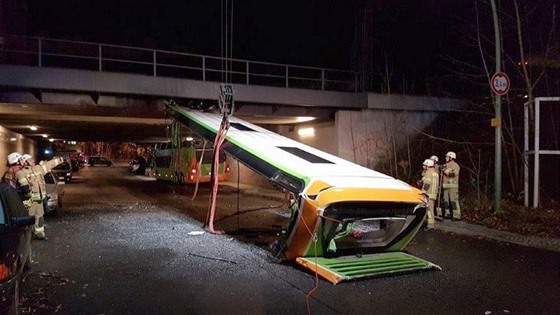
[{"left": 0, "top": 34, "right": 361, "bottom": 93}]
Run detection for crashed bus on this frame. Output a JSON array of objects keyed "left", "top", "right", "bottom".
[
  {"left": 153, "top": 121, "right": 230, "bottom": 185},
  {"left": 165, "top": 102, "right": 439, "bottom": 284}
]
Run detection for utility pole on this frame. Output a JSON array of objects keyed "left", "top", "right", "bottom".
[{"left": 490, "top": 0, "right": 502, "bottom": 212}]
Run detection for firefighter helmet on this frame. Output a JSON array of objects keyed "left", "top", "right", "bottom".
[
  {"left": 423, "top": 159, "right": 434, "bottom": 167},
  {"left": 21, "top": 154, "right": 33, "bottom": 163},
  {"left": 446, "top": 151, "right": 457, "bottom": 159},
  {"left": 430, "top": 155, "right": 439, "bottom": 162},
  {"left": 7, "top": 152, "right": 22, "bottom": 165}
]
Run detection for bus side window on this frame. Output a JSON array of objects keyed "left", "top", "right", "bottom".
[{"left": 155, "top": 156, "right": 172, "bottom": 168}]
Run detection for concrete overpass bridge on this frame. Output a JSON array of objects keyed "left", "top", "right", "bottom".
[{"left": 0, "top": 34, "right": 465, "bottom": 170}]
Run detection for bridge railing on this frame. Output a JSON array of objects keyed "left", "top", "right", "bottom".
[{"left": 0, "top": 34, "right": 361, "bottom": 92}]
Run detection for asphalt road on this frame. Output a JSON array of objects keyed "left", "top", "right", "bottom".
[{"left": 22, "top": 163, "right": 560, "bottom": 314}]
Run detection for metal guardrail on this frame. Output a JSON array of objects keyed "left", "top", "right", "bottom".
[{"left": 0, "top": 34, "right": 361, "bottom": 93}]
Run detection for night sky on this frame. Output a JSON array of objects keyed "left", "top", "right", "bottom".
[{"left": 25, "top": 0, "right": 464, "bottom": 77}]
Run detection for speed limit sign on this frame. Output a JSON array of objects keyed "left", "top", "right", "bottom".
[{"left": 491, "top": 72, "right": 510, "bottom": 95}]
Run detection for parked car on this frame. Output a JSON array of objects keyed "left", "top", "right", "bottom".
[
  {"left": 69, "top": 152, "right": 87, "bottom": 168},
  {"left": 89, "top": 156, "right": 112, "bottom": 166},
  {"left": 70, "top": 159, "right": 81, "bottom": 172},
  {"left": 0, "top": 183, "right": 35, "bottom": 314},
  {"left": 43, "top": 171, "right": 65, "bottom": 214},
  {"left": 52, "top": 161, "right": 73, "bottom": 183}
]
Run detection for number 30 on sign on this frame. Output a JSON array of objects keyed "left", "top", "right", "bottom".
[{"left": 491, "top": 72, "right": 510, "bottom": 95}]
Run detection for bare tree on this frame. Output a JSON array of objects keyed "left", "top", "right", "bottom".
[
  {"left": 434, "top": 0, "right": 559, "bottom": 206},
  {"left": 378, "top": 52, "right": 393, "bottom": 94}
]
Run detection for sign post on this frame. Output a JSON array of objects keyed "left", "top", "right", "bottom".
[{"left": 490, "top": 69, "right": 509, "bottom": 213}]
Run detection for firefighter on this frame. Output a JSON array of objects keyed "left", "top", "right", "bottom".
[
  {"left": 421, "top": 159, "right": 438, "bottom": 230},
  {"left": 21, "top": 154, "right": 48, "bottom": 239},
  {"left": 429, "top": 155, "right": 445, "bottom": 220},
  {"left": 2, "top": 152, "right": 23, "bottom": 188},
  {"left": 11, "top": 156, "right": 34, "bottom": 213},
  {"left": 27, "top": 154, "right": 53, "bottom": 216},
  {"left": 430, "top": 155, "right": 440, "bottom": 174},
  {"left": 421, "top": 154, "right": 440, "bottom": 178},
  {"left": 442, "top": 151, "right": 461, "bottom": 221}
]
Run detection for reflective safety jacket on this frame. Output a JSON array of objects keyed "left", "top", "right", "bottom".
[
  {"left": 33, "top": 164, "right": 47, "bottom": 194},
  {"left": 39, "top": 157, "right": 64, "bottom": 174},
  {"left": 421, "top": 167, "right": 439, "bottom": 200},
  {"left": 22, "top": 166, "right": 45, "bottom": 202},
  {"left": 442, "top": 160, "right": 460, "bottom": 189},
  {"left": 1, "top": 165, "right": 22, "bottom": 188},
  {"left": 15, "top": 168, "right": 32, "bottom": 207}
]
